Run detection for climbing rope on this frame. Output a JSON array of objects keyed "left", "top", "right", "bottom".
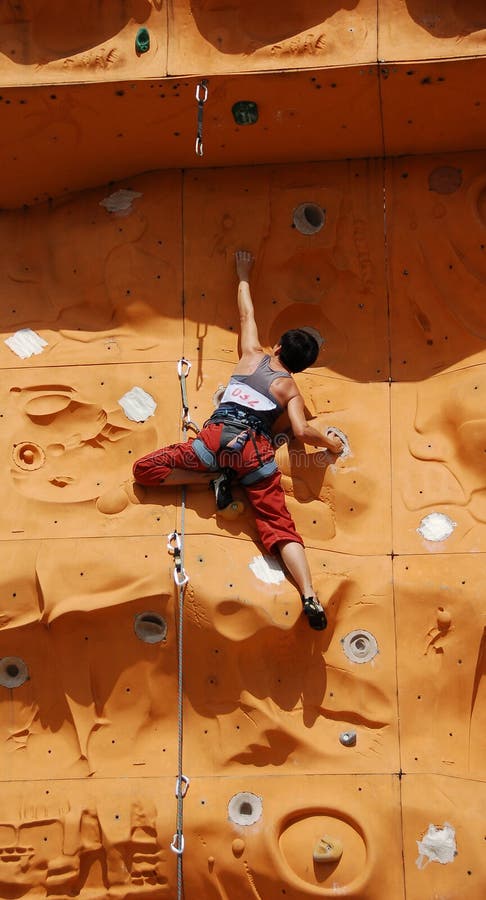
[
  {"left": 168, "top": 358, "right": 199, "bottom": 899},
  {"left": 195, "top": 80, "right": 208, "bottom": 157},
  {"left": 168, "top": 525, "right": 189, "bottom": 899}
]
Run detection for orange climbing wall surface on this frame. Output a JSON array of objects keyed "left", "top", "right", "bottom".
[{"left": 0, "top": 3, "right": 485, "bottom": 900}]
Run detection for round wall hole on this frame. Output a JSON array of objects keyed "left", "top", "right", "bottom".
[
  {"left": 228, "top": 792, "right": 263, "bottom": 826},
  {"left": 293, "top": 203, "right": 326, "bottom": 235},
  {"left": 0, "top": 656, "right": 29, "bottom": 688},
  {"left": 134, "top": 612, "right": 167, "bottom": 643},
  {"left": 341, "top": 630, "right": 378, "bottom": 664}
]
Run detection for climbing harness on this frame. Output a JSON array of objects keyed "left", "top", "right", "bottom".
[
  {"left": 195, "top": 80, "right": 208, "bottom": 157},
  {"left": 168, "top": 358, "right": 199, "bottom": 899},
  {"left": 192, "top": 403, "right": 279, "bottom": 486}
]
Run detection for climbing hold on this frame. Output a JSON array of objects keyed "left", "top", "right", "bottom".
[
  {"left": 313, "top": 835, "right": 344, "bottom": 863},
  {"left": 417, "top": 512, "right": 456, "bottom": 542},
  {"left": 232, "top": 838, "right": 245, "bottom": 857},
  {"left": 249, "top": 555, "right": 285, "bottom": 584},
  {"left": 232, "top": 101, "right": 259, "bottom": 125},
  {"left": 0, "top": 656, "right": 29, "bottom": 688},
  {"left": 12, "top": 441, "right": 46, "bottom": 471},
  {"left": 135, "top": 27, "right": 150, "bottom": 54},
  {"left": 339, "top": 730, "right": 357, "bottom": 747},
  {"left": 118, "top": 387, "right": 157, "bottom": 422},
  {"left": 100, "top": 189, "right": 142, "bottom": 215},
  {"left": 219, "top": 500, "right": 245, "bottom": 520},
  {"left": 342, "top": 630, "right": 378, "bottom": 664},
  {"left": 5, "top": 328, "right": 48, "bottom": 359},
  {"left": 293, "top": 203, "right": 325, "bottom": 235},
  {"left": 436, "top": 607, "right": 452, "bottom": 630},
  {"left": 416, "top": 822, "right": 457, "bottom": 869},
  {"left": 325, "top": 426, "right": 350, "bottom": 458},
  {"left": 134, "top": 612, "right": 167, "bottom": 644},
  {"left": 228, "top": 792, "right": 262, "bottom": 826},
  {"left": 96, "top": 486, "right": 130, "bottom": 515}
]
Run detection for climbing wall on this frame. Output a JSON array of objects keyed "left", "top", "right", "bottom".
[{"left": 0, "top": 2, "right": 485, "bottom": 899}]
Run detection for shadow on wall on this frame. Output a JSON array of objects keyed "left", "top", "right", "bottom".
[
  {"left": 0, "top": 554, "right": 175, "bottom": 777},
  {"left": 405, "top": 0, "right": 486, "bottom": 37},
  {"left": 0, "top": 0, "right": 152, "bottom": 64},
  {"left": 190, "top": 0, "right": 359, "bottom": 54}
]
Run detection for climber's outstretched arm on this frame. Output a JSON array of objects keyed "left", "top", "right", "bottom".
[
  {"left": 287, "top": 394, "right": 344, "bottom": 453},
  {"left": 235, "top": 250, "right": 262, "bottom": 357}
]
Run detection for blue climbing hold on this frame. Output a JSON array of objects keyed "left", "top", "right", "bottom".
[{"left": 135, "top": 27, "right": 150, "bottom": 54}]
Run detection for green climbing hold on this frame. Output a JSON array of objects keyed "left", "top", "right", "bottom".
[
  {"left": 232, "top": 101, "right": 259, "bottom": 126},
  {"left": 135, "top": 27, "right": 150, "bottom": 54}
]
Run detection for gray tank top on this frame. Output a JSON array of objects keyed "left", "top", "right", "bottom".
[{"left": 218, "top": 355, "right": 292, "bottom": 430}]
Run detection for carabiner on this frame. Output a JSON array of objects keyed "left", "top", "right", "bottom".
[
  {"left": 175, "top": 774, "right": 190, "bottom": 799},
  {"left": 195, "top": 81, "right": 208, "bottom": 104},
  {"left": 173, "top": 566, "right": 189, "bottom": 587},
  {"left": 177, "top": 358, "right": 192, "bottom": 378},
  {"left": 170, "top": 832, "right": 185, "bottom": 856},
  {"left": 167, "top": 531, "right": 182, "bottom": 554}
]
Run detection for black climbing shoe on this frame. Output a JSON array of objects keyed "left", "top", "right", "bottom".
[
  {"left": 210, "top": 469, "right": 234, "bottom": 510},
  {"left": 301, "top": 596, "right": 327, "bottom": 631}
]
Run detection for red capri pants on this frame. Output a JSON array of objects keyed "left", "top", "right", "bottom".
[{"left": 132, "top": 422, "right": 303, "bottom": 555}]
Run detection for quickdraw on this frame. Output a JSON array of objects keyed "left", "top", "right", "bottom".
[
  {"left": 195, "top": 80, "right": 208, "bottom": 157},
  {"left": 167, "top": 531, "right": 189, "bottom": 587},
  {"left": 177, "top": 357, "right": 200, "bottom": 435}
]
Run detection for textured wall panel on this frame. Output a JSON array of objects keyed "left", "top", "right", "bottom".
[
  {"left": 0, "top": 0, "right": 167, "bottom": 86},
  {"left": 0, "top": 172, "right": 183, "bottom": 367},
  {"left": 183, "top": 774, "right": 404, "bottom": 899},
  {"left": 395, "top": 554, "right": 485, "bottom": 780},
  {"left": 401, "top": 775, "right": 486, "bottom": 899},
  {"left": 183, "top": 161, "right": 389, "bottom": 382},
  {"left": 391, "top": 368, "right": 485, "bottom": 554},
  {"left": 0, "top": 537, "right": 178, "bottom": 779},
  {"left": 0, "top": 363, "right": 182, "bottom": 540},
  {"left": 387, "top": 151, "right": 486, "bottom": 381},
  {"left": 168, "top": 0, "right": 377, "bottom": 74},
  {"left": 379, "top": 0, "right": 486, "bottom": 62},
  {"left": 0, "top": 777, "right": 176, "bottom": 896},
  {"left": 181, "top": 545, "right": 398, "bottom": 775},
  {"left": 0, "top": 155, "right": 484, "bottom": 896}
]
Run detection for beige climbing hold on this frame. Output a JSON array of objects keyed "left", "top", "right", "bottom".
[
  {"left": 232, "top": 838, "right": 245, "bottom": 857},
  {"left": 96, "top": 486, "right": 130, "bottom": 515},
  {"left": 313, "top": 835, "right": 343, "bottom": 863},
  {"left": 219, "top": 500, "right": 245, "bottom": 520},
  {"left": 437, "top": 607, "right": 452, "bottom": 629}
]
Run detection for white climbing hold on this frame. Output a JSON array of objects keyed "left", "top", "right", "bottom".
[
  {"left": 416, "top": 823, "right": 457, "bottom": 869},
  {"left": 228, "top": 792, "right": 263, "bottom": 826},
  {"left": 342, "top": 630, "right": 379, "bottom": 664},
  {"left": 100, "top": 189, "right": 142, "bottom": 215},
  {"left": 118, "top": 387, "right": 157, "bottom": 422},
  {"left": 249, "top": 555, "right": 285, "bottom": 585},
  {"left": 5, "top": 328, "right": 48, "bottom": 359},
  {"left": 326, "top": 426, "right": 350, "bottom": 458},
  {"left": 417, "top": 513, "right": 456, "bottom": 542}
]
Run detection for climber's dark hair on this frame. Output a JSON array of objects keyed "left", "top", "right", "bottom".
[{"left": 277, "top": 329, "right": 319, "bottom": 373}]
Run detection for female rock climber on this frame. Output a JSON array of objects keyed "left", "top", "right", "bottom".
[{"left": 133, "top": 250, "right": 344, "bottom": 630}]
